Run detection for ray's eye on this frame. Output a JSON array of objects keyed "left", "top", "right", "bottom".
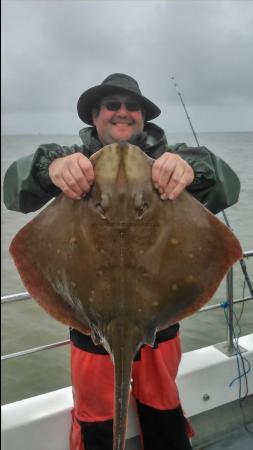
[
  {"left": 94, "top": 193, "right": 111, "bottom": 218},
  {"left": 95, "top": 202, "right": 105, "bottom": 215},
  {"left": 138, "top": 202, "right": 149, "bottom": 215},
  {"left": 136, "top": 201, "right": 149, "bottom": 219},
  {"left": 134, "top": 193, "right": 150, "bottom": 218}
]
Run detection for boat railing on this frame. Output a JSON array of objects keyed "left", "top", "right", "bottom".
[{"left": 1, "top": 250, "right": 253, "bottom": 361}]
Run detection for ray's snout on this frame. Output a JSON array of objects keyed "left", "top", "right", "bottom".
[{"left": 89, "top": 142, "right": 155, "bottom": 225}]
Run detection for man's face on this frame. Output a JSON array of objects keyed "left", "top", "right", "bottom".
[{"left": 92, "top": 94, "right": 145, "bottom": 145}]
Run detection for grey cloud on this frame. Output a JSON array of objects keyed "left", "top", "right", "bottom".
[{"left": 2, "top": 0, "right": 253, "bottom": 132}]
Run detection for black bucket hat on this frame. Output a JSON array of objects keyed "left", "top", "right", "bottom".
[{"left": 77, "top": 73, "right": 161, "bottom": 125}]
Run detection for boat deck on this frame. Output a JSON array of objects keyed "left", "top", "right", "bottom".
[
  {"left": 201, "top": 427, "right": 253, "bottom": 449},
  {"left": 125, "top": 427, "right": 253, "bottom": 449}
]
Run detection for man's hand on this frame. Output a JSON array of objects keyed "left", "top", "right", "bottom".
[
  {"left": 49, "top": 153, "right": 94, "bottom": 200},
  {"left": 152, "top": 153, "right": 194, "bottom": 200}
]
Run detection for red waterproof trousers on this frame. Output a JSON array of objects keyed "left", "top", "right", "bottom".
[{"left": 69, "top": 333, "right": 194, "bottom": 450}]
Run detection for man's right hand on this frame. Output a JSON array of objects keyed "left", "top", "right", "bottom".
[{"left": 49, "top": 153, "right": 95, "bottom": 200}]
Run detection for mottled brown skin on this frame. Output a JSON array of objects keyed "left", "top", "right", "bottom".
[{"left": 9, "top": 143, "right": 242, "bottom": 450}]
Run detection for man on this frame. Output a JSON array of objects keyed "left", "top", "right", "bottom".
[{"left": 4, "top": 73, "right": 240, "bottom": 450}]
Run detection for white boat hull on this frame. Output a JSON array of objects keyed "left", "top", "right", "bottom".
[{"left": 1, "top": 334, "right": 253, "bottom": 450}]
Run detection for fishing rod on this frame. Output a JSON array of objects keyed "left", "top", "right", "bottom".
[
  {"left": 170, "top": 76, "right": 253, "bottom": 297},
  {"left": 170, "top": 77, "right": 200, "bottom": 146}
]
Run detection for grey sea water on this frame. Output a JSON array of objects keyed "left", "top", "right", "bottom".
[{"left": 1, "top": 132, "right": 253, "bottom": 405}]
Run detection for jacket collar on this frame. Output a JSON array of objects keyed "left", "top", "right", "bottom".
[{"left": 79, "top": 122, "right": 168, "bottom": 156}]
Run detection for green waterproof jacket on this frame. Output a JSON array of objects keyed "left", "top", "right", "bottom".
[{"left": 3, "top": 123, "right": 240, "bottom": 214}]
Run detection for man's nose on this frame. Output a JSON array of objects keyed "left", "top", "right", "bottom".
[{"left": 116, "top": 104, "right": 129, "bottom": 115}]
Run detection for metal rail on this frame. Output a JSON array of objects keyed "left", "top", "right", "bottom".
[
  {"left": 243, "top": 250, "right": 253, "bottom": 258},
  {"left": 1, "top": 292, "right": 252, "bottom": 310},
  {"left": 1, "top": 292, "right": 31, "bottom": 304},
  {"left": 1, "top": 340, "right": 70, "bottom": 361},
  {"left": 1, "top": 251, "right": 252, "bottom": 361},
  {"left": 2, "top": 250, "right": 252, "bottom": 306},
  {"left": 2, "top": 296, "right": 253, "bottom": 362}
]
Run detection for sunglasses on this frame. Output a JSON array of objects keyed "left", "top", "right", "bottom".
[{"left": 100, "top": 100, "right": 141, "bottom": 112}]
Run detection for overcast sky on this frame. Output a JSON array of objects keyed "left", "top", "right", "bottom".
[{"left": 2, "top": 0, "right": 253, "bottom": 134}]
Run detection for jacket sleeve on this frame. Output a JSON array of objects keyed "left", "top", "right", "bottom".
[
  {"left": 3, "top": 143, "right": 85, "bottom": 213},
  {"left": 170, "top": 144, "right": 240, "bottom": 214}
]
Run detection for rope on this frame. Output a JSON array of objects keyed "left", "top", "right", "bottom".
[{"left": 221, "top": 301, "right": 253, "bottom": 434}]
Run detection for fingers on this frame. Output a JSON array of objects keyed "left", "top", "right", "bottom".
[
  {"left": 49, "top": 151, "right": 194, "bottom": 202},
  {"left": 78, "top": 155, "right": 95, "bottom": 186},
  {"left": 60, "top": 167, "right": 87, "bottom": 199},
  {"left": 152, "top": 153, "right": 194, "bottom": 200},
  {"left": 49, "top": 153, "right": 95, "bottom": 200},
  {"left": 167, "top": 164, "right": 194, "bottom": 199}
]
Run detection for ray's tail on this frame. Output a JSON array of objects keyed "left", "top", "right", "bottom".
[{"left": 105, "top": 319, "right": 143, "bottom": 450}]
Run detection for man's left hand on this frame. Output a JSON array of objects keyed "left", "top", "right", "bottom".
[{"left": 152, "top": 153, "right": 194, "bottom": 200}]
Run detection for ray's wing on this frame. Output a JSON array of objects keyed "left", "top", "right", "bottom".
[
  {"left": 9, "top": 194, "right": 104, "bottom": 335},
  {"left": 135, "top": 188, "right": 243, "bottom": 331}
]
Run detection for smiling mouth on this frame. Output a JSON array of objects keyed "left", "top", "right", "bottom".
[{"left": 112, "top": 122, "right": 133, "bottom": 127}]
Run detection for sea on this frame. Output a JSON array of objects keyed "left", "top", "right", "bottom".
[{"left": 1, "top": 132, "right": 253, "bottom": 405}]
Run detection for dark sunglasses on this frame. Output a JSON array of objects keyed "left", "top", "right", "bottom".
[{"left": 100, "top": 100, "right": 141, "bottom": 112}]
